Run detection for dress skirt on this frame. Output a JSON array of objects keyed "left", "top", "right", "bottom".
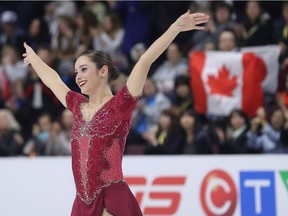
[{"left": 71, "top": 181, "right": 143, "bottom": 216}]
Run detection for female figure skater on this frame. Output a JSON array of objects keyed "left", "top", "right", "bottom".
[{"left": 23, "top": 10, "right": 209, "bottom": 216}]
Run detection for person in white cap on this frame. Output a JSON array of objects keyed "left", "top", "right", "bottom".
[{"left": 0, "top": 10, "right": 27, "bottom": 54}]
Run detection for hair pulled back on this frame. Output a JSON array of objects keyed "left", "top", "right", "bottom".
[{"left": 79, "top": 50, "right": 119, "bottom": 83}]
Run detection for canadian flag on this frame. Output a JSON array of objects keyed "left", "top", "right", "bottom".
[
  {"left": 241, "top": 45, "right": 280, "bottom": 94},
  {"left": 190, "top": 51, "right": 267, "bottom": 117}
]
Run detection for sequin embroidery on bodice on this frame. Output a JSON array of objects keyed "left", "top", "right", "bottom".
[{"left": 66, "top": 86, "right": 139, "bottom": 205}]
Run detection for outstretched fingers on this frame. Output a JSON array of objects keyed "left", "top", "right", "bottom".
[
  {"left": 195, "top": 18, "right": 210, "bottom": 25},
  {"left": 192, "top": 13, "right": 209, "bottom": 18},
  {"left": 194, "top": 26, "right": 206, "bottom": 30},
  {"left": 192, "top": 13, "right": 209, "bottom": 30}
]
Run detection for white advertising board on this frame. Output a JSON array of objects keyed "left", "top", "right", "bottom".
[{"left": 0, "top": 155, "right": 287, "bottom": 216}]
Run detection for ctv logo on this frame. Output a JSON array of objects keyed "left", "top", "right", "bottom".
[
  {"left": 200, "top": 170, "right": 277, "bottom": 216},
  {"left": 125, "top": 176, "right": 186, "bottom": 215}
]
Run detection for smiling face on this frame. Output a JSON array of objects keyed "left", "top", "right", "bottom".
[{"left": 74, "top": 55, "right": 104, "bottom": 95}]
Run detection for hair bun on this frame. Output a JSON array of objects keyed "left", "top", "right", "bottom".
[{"left": 111, "top": 66, "right": 120, "bottom": 81}]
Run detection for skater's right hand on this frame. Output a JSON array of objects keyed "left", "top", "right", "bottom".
[{"left": 22, "top": 42, "right": 36, "bottom": 67}]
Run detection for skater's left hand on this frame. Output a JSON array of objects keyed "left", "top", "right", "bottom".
[{"left": 173, "top": 10, "right": 210, "bottom": 32}]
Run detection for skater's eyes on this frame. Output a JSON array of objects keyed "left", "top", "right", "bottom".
[
  {"left": 81, "top": 68, "right": 87, "bottom": 72},
  {"left": 74, "top": 68, "right": 87, "bottom": 75}
]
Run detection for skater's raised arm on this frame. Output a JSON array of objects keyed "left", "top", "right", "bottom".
[
  {"left": 126, "top": 10, "right": 209, "bottom": 97},
  {"left": 23, "top": 42, "right": 70, "bottom": 108}
]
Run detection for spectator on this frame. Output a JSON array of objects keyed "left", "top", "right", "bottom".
[
  {"left": 275, "top": 2, "right": 288, "bottom": 94},
  {"left": 222, "top": 109, "right": 253, "bottom": 154},
  {"left": 203, "top": 39, "right": 216, "bottom": 51},
  {"left": 4, "top": 80, "right": 29, "bottom": 140},
  {"left": 0, "top": 10, "right": 28, "bottom": 54},
  {"left": 0, "top": 1, "right": 45, "bottom": 32},
  {"left": 129, "top": 42, "right": 147, "bottom": 74},
  {"left": 152, "top": 42, "right": 188, "bottom": 94},
  {"left": 239, "top": 1, "right": 275, "bottom": 46},
  {"left": 52, "top": 16, "right": 79, "bottom": 76},
  {"left": 93, "top": 12, "right": 128, "bottom": 72},
  {"left": 130, "top": 43, "right": 146, "bottom": 64},
  {"left": 194, "top": 119, "right": 226, "bottom": 154},
  {"left": 180, "top": 110, "right": 198, "bottom": 154},
  {"left": 280, "top": 107, "right": 288, "bottom": 149},
  {"left": 0, "top": 67, "right": 11, "bottom": 107},
  {"left": 169, "top": 75, "right": 194, "bottom": 115},
  {"left": 37, "top": 44, "right": 56, "bottom": 68},
  {"left": 0, "top": 109, "right": 24, "bottom": 156},
  {"left": 45, "top": 109, "right": 73, "bottom": 156},
  {"left": 1, "top": 45, "right": 28, "bottom": 83},
  {"left": 83, "top": 0, "right": 107, "bottom": 25},
  {"left": 247, "top": 107, "right": 286, "bottom": 153},
  {"left": 276, "top": 74, "right": 288, "bottom": 108},
  {"left": 275, "top": 2, "right": 288, "bottom": 68},
  {"left": 23, "top": 113, "right": 53, "bottom": 156},
  {"left": 75, "top": 8, "right": 100, "bottom": 49},
  {"left": 191, "top": 2, "right": 235, "bottom": 50},
  {"left": 129, "top": 78, "right": 171, "bottom": 144},
  {"left": 28, "top": 17, "right": 51, "bottom": 51},
  {"left": 144, "top": 109, "right": 185, "bottom": 155},
  {"left": 23, "top": 66, "right": 62, "bottom": 120},
  {"left": 217, "top": 28, "right": 239, "bottom": 51},
  {"left": 43, "top": 1, "right": 77, "bottom": 41}
]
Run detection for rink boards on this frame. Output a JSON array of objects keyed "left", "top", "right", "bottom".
[{"left": 0, "top": 155, "right": 287, "bottom": 216}]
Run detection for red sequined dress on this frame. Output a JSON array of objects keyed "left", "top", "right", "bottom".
[{"left": 65, "top": 85, "right": 143, "bottom": 216}]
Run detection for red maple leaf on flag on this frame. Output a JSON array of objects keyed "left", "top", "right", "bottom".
[{"left": 207, "top": 65, "right": 238, "bottom": 97}]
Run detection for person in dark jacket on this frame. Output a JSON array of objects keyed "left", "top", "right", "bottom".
[
  {"left": 239, "top": 1, "right": 275, "bottom": 46},
  {"left": 179, "top": 109, "right": 198, "bottom": 154},
  {"left": 144, "top": 109, "right": 185, "bottom": 155},
  {"left": 222, "top": 109, "right": 253, "bottom": 154}
]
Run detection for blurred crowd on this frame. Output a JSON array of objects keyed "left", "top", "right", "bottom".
[{"left": 0, "top": 1, "right": 287, "bottom": 157}]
